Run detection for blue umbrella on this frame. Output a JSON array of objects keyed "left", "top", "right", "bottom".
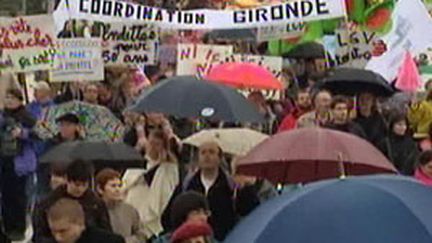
[{"left": 225, "top": 175, "right": 432, "bottom": 243}]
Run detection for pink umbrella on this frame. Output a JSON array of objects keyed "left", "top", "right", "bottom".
[
  {"left": 206, "top": 62, "right": 283, "bottom": 90},
  {"left": 395, "top": 52, "right": 421, "bottom": 92},
  {"left": 237, "top": 128, "right": 397, "bottom": 184}
]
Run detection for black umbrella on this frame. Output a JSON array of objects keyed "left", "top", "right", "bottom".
[
  {"left": 283, "top": 42, "right": 326, "bottom": 59},
  {"left": 40, "top": 141, "right": 143, "bottom": 169},
  {"left": 205, "top": 29, "right": 256, "bottom": 42},
  {"left": 129, "top": 76, "right": 264, "bottom": 123},
  {"left": 318, "top": 68, "right": 395, "bottom": 97}
]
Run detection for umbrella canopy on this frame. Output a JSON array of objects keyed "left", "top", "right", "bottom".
[
  {"left": 206, "top": 62, "right": 283, "bottom": 90},
  {"left": 183, "top": 128, "right": 269, "bottom": 156},
  {"left": 283, "top": 42, "right": 326, "bottom": 59},
  {"left": 237, "top": 128, "right": 396, "bottom": 184},
  {"left": 129, "top": 76, "right": 264, "bottom": 123},
  {"left": 225, "top": 175, "right": 432, "bottom": 243},
  {"left": 205, "top": 29, "right": 256, "bottom": 41},
  {"left": 34, "top": 101, "right": 125, "bottom": 142},
  {"left": 40, "top": 141, "right": 143, "bottom": 169},
  {"left": 318, "top": 68, "right": 395, "bottom": 96}
]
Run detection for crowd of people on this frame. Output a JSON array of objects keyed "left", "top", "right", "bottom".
[{"left": 2, "top": 60, "right": 432, "bottom": 242}]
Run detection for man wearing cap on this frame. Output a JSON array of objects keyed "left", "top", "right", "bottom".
[
  {"left": 51, "top": 113, "right": 83, "bottom": 145},
  {"left": 27, "top": 81, "right": 55, "bottom": 120}
]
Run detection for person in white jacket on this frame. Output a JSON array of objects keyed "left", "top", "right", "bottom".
[{"left": 123, "top": 130, "right": 179, "bottom": 240}]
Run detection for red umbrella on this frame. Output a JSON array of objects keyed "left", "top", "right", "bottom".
[
  {"left": 236, "top": 128, "right": 397, "bottom": 184},
  {"left": 206, "top": 62, "right": 283, "bottom": 90}
]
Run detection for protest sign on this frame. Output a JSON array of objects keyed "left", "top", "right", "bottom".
[
  {"left": 328, "top": 28, "right": 378, "bottom": 68},
  {"left": 257, "top": 22, "right": 306, "bottom": 42},
  {"left": 176, "top": 44, "right": 233, "bottom": 76},
  {"left": 54, "top": 0, "right": 346, "bottom": 30},
  {"left": 50, "top": 38, "right": 104, "bottom": 82},
  {"left": 0, "top": 15, "right": 57, "bottom": 72},
  {"left": 102, "top": 22, "right": 159, "bottom": 65},
  {"left": 100, "top": 22, "right": 158, "bottom": 65},
  {"left": 366, "top": 0, "right": 432, "bottom": 81}
]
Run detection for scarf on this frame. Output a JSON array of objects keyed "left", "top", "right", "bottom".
[{"left": 414, "top": 168, "right": 432, "bottom": 186}]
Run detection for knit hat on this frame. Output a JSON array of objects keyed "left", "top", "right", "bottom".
[
  {"left": 171, "top": 222, "right": 213, "bottom": 243},
  {"left": 171, "top": 191, "right": 209, "bottom": 229}
]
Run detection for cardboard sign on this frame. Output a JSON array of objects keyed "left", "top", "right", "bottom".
[
  {"left": 176, "top": 44, "right": 233, "bottom": 76},
  {"left": 50, "top": 38, "right": 104, "bottom": 82},
  {"left": 101, "top": 22, "right": 158, "bottom": 65},
  {"left": 0, "top": 15, "right": 57, "bottom": 72},
  {"left": 257, "top": 22, "right": 306, "bottom": 42},
  {"left": 55, "top": 0, "right": 346, "bottom": 30},
  {"left": 328, "top": 28, "right": 378, "bottom": 68}
]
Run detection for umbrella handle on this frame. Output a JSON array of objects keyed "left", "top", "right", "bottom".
[{"left": 338, "top": 152, "right": 346, "bottom": 180}]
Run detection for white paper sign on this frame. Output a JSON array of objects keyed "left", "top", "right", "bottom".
[
  {"left": 50, "top": 38, "right": 104, "bottom": 82},
  {"left": 101, "top": 22, "right": 158, "bottom": 65},
  {"left": 176, "top": 44, "right": 233, "bottom": 76},
  {"left": 0, "top": 15, "right": 58, "bottom": 72},
  {"left": 366, "top": 0, "right": 432, "bottom": 81},
  {"left": 328, "top": 28, "right": 378, "bottom": 68}
]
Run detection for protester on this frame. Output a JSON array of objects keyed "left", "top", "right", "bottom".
[
  {"left": 297, "top": 90, "right": 332, "bottom": 128},
  {"left": 33, "top": 160, "right": 112, "bottom": 242},
  {"left": 123, "top": 130, "right": 180, "bottom": 239},
  {"left": 408, "top": 88, "right": 432, "bottom": 138},
  {"left": 156, "top": 191, "right": 211, "bottom": 243},
  {"left": 96, "top": 168, "right": 146, "bottom": 243},
  {"left": 247, "top": 91, "right": 277, "bottom": 134},
  {"left": 354, "top": 92, "right": 388, "bottom": 147},
  {"left": 50, "top": 163, "right": 68, "bottom": 191},
  {"left": 50, "top": 113, "right": 83, "bottom": 144},
  {"left": 324, "top": 96, "right": 366, "bottom": 138},
  {"left": 171, "top": 222, "right": 214, "bottom": 243},
  {"left": 278, "top": 89, "right": 312, "bottom": 132},
  {"left": 163, "top": 141, "right": 262, "bottom": 241},
  {"left": 0, "top": 88, "right": 37, "bottom": 241},
  {"left": 27, "top": 81, "right": 54, "bottom": 119},
  {"left": 83, "top": 83, "right": 100, "bottom": 105},
  {"left": 378, "top": 114, "right": 419, "bottom": 175},
  {"left": 47, "top": 198, "right": 124, "bottom": 243},
  {"left": 0, "top": 73, "right": 21, "bottom": 111}
]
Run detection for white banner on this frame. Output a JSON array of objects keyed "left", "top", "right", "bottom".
[
  {"left": 328, "top": 28, "right": 377, "bottom": 68},
  {"left": 257, "top": 22, "right": 306, "bottom": 42},
  {"left": 0, "top": 15, "right": 58, "bottom": 72},
  {"left": 50, "top": 38, "right": 104, "bottom": 82},
  {"left": 176, "top": 44, "right": 233, "bottom": 76},
  {"left": 366, "top": 0, "right": 432, "bottom": 81},
  {"left": 100, "top": 22, "right": 158, "bottom": 65},
  {"left": 54, "top": 0, "right": 346, "bottom": 30}
]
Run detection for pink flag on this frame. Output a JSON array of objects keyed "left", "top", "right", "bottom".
[{"left": 395, "top": 52, "right": 421, "bottom": 92}]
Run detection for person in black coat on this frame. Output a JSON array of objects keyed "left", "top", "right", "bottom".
[
  {"left": 324, "top": 96, "right": 366, "bottom": 138},
  {"left": 162, "top": 141, "right": 262, "bottom": 241},
  {"left": 33, "top": 160, "right": 112, "bottom": 243},
  {"left": 378, "top": 114, "right": 419, "bottom": 175},
  {"left": 47, "top": 198, "right": 124, "bottom": 243},
  {"left": 354, "top": 92, "right": 388, "bottom": 148}
]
